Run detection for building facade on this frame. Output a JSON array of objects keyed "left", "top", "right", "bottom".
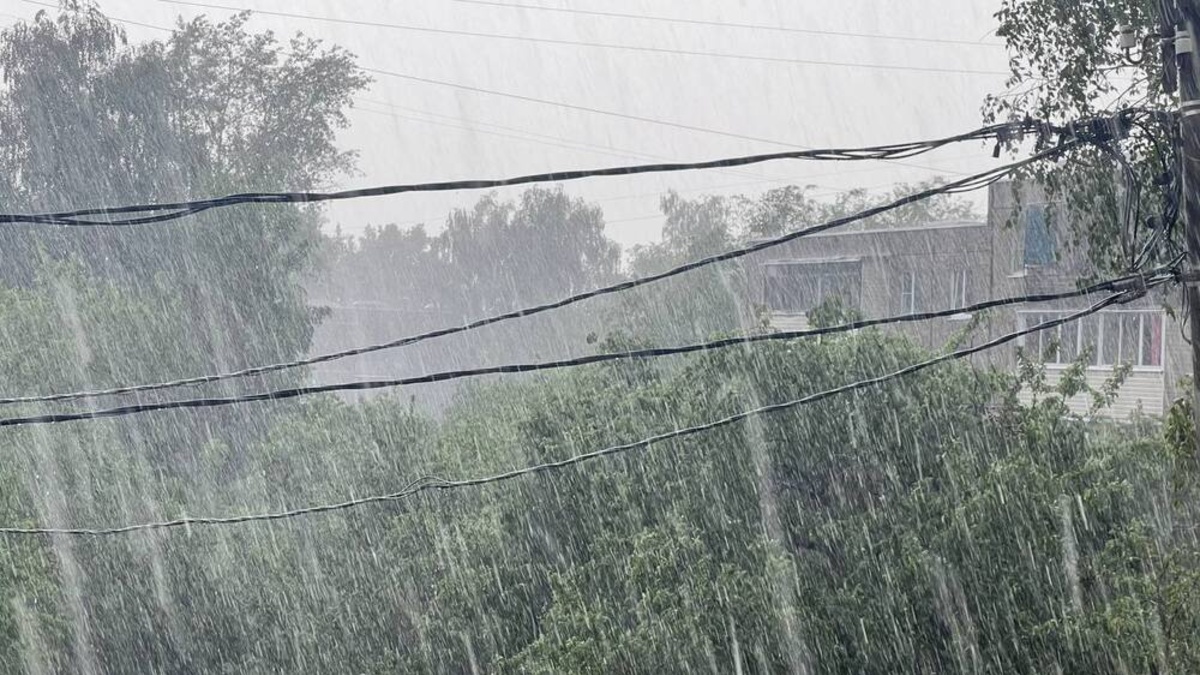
[{"left": 743, "top": 181, "right": 1186, "bottom": 418}]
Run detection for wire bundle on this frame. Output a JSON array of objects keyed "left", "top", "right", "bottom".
[{"left": 0, "top": 113, "right": 1130, "bottom": 227}]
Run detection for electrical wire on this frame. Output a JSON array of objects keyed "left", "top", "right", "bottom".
[
  {"left": 18, "top": 0, "right": 173, "bottom": 32},
  {"left": 18, "top": 0, "right": 980, "bottom": 184},
  {"left": 447, "top": 0, "right": 1007, "bottom": 48},
  {"left": 351, "top": 98, "right": 808, "bottom": 188},
  {"left": 159, "top": 0, "right": 1011, "bottom": 76},
  {"left": 0, "top": 285, "right": 1156, "bottom": 537},
  {"left": 0, "top": 119, "right": 1048, "bottom": 227},
  {"left": 1141, "top": 116, "right": 1182, "bottom": 266},
  {"left": 363, "top": 66, "right": 976, "bottom": 178},
  {"left": 0, "top": 144, "right": 1082, "bottom": 407},
  {"left": 352, "top": 96, "right": 999, "bottom": 190},
  {"left": 15, "top": 2, "right": 946, "bottom": 189},
  {"left": 9, "top": 5, "right": 966, "bottom": 182},
  {"left": 0, "top": 271, "right": 1160, "bottom": 428},
  {"left": 1096, "top": 140, "right": 1142, "bottom": 266},
  {"left": 17, "top": 0, "right": 981, "bottom": 181}
]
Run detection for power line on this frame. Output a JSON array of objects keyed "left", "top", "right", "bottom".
[
  {"left": 3, "top": 7, "right": 959, "bottom": 184},
  {"left": 0, "top": 119, "right": 1039, "bottom": 226},
  {"left": 364, "top": 178, "right": 909, "bottom": 234},
  {"left": 9, "top": 4, "right": 835, "bottom": 188},
  {"left": 159, "top": 0, "right": 1010, "bottom": 76},
  {"left": 449, "top": 0, "right": 1007, "bottom": 49},
  {"left": 341, "top": 170, "right": 941, "bottom": 233},
  {"left": 352, "top": 96, "right": 994, "bottom": 191},
  {"left": 350, "top": 97, "right": 805, "bottom": 186},
  {"left": 18, "top": 0, "right": 173, "bottom": 32},
  {"left": 355, "top": 71, "right": 965, "bottom": 177},
  {"left": 0, "top": 145, "right": 1078, "bottom": 408},
  {"left": 15, "top": 0, "right": 978, "bottom": 182},
  {"left": 12, "top": 1, "right": 979, "bottom": 194},
  {"left": 0, "top": 267, "right": 1159, "bottom": 429},
  {"left": 7, "top": 3, "right": 970, "bottom": 179},
  {"left": 364, "top": 64, "right": 971, "bottom": 166},
  {"left": 0, "top": 286, "right": 1153, "bottom": 537},
  {"left": 349, "top": 97, "right": 996, "bottom": 219}
]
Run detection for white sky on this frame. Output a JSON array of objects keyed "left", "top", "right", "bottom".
[{"left": 2, "top": 0, "right": 1011, "bottom": 249}]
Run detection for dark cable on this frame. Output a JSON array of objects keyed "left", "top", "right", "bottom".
[
  {"left": 448, "top": 0, "right": 1007, "bottom": 48},
  {"left": 0, "top": 268, "right": 1165, "bottom": 428},
  {"left": 364, "top": 66, "right": 968, "bottom": 177},
  {"left": 0, "top": 144, "right": 1080, "bottom": 407},
  {"left": 159, "top": 0, "right": 1010, "bottom": 75},
  {"left": 0, "top": 286, "right": 1150, "bottom": 537},
  {"left": 0, "top": 120, "right": 1043, "bottom": 227}
]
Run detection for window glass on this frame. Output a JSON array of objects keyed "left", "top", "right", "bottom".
[
  {"left": 1100, "top": 314, "right": 1122, "bottom": 365},
  {"left": 1058, "top": 319, "right": 1079, "bottom": 363},
  {"left": 1021, "top": 311, "right": 1163, "bottom": 369},
  {"left": 1079, "top": 317, "right": 1099, "bottom": 366},
  {"left": 1023, "top": 205, "right": 1056, "bottom": 266},
  {"left": 900, "top": 272, "right": 916, "bottom": 313},
  {"left": 763, "top": 262, "right": 861, "bottom": 314},
  {"left": 951, "top": 269, "right": 969, "bottom": 307},
  {"left": 1118, "top": 314, "right": 1141, "bottom": 365},
  {"left": 1142, "top": 314, "right": 1163, "bottom": 367}
]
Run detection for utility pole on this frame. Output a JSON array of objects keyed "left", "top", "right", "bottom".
[{"left": 1176, "top": 0, "right": 1200, "bottom": 457}]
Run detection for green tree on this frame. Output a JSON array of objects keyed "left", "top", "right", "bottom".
[
  {"left": 0, "top": 3, "right": 369, "bottom": 376},
  {"left": 434, "top": 186, "right": 620, "bottom": 315},
  {"left": 614, "top": 190, "right": 755, "bottom": 343},
  {"left": 313, "top": 186, "right": 623, "bottom": 406},
  {"left": 0, "top": 4, "right": 372, "bottom": 672},
  {"left": 737, "top": 181, "right": 979, "bottom": 239},
  {"left": 985, "top": 0, "right": 1174, "bottom": 274}
]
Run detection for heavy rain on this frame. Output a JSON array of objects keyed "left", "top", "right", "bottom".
[{"left": 0, "top": 0, "right": 1196, "bottom": 672}]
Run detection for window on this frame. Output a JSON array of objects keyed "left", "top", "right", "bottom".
[
  {"left": 1019, "top": 310, "right": 1163, "bottom": 368},
  {"left": 763, "top": 261, "right": 861, "bottom": 314},
  {"left": 1022, "top": 205, "right": 1056, "bottom": 266},
  {"left": 951, "top": 269, "right": 969, "bottom": 308},
  {"left": 900, "top": 271, "right": 917, "bottom": 313}
]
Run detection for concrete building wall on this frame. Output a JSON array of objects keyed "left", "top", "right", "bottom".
[
  {"left": 1017, "top": 369, "right": 1166, "bottom": 417},
  {"left": 743, "top": 180, "right": 1183, "bottom": 418}
]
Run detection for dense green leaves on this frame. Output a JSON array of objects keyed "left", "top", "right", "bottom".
[
  {"left": 0, "top": 5, "right": 368, "bottom": 375},
  {"left": 987, "top": 0, "right": 1178, "bottom": 275}
]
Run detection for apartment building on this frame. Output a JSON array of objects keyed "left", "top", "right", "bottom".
[{"left": 743, "top": 181, "right": 1186, "bottom": 417}]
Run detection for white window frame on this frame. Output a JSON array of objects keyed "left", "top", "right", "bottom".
[
  {"left": 951, "top": 269, "right": 969, "bottom": 308},
  {"left": 762, "top": 260, "right": 861, "bottom": 315},
  {"left": 900, "top": 271, "right": 917, "bottom": 313},
  {"left": 1016, "top": 309, "right": 1164, "bottom": 372}
]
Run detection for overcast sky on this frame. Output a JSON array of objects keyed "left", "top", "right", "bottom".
[{"left": 3, "top": 0, "right": 1011, "bottom": 249}]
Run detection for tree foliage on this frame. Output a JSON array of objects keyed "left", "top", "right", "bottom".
[
  {"left": 0, "top": 4, "right": 368, "bottom": 373},
  {"left": 986, "top": 0, "right": 1177, "bottom": 275},
  {"left": 739, "top": 180, "right": 980, "bottom": 239},
  {"left": 322, "top": 186, "right": 620, "bottom": 323}
]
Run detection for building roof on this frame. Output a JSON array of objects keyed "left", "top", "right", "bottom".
[
  {"left": 747, "top": 219, "right": 987, "bottom": 246},
  {"left": 761, "top": 256, "right": 863, "bottom": 266}
]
